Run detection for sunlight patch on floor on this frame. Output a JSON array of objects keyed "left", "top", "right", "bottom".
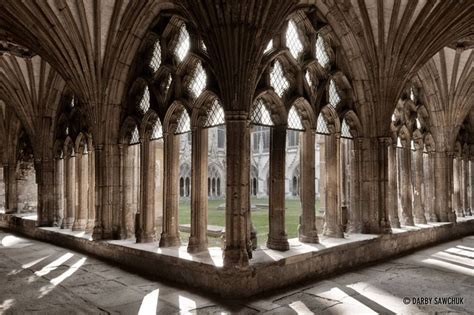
[{"left": 138, "top": 289, "right": 160, "bottom": 315}]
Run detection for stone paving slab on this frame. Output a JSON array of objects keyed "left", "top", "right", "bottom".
[{"left": 1, "top": 229, "right": 474, "bottom": 314}]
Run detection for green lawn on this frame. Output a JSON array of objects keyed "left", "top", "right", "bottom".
[{"left": 179, "top": 197, "right": 321, "bottom": 245}]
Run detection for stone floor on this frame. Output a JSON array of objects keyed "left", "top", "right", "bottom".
[{"left": 0, "top": 229, "right": 472, "bottom": 314}]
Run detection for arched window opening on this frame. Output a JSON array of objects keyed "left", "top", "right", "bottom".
[
  {"left": 251, "top": 99, "right": 274, "bottom": 127},
  {"left": 217, "top": 177, "right": 221, "bottom": 196},
  {"left": 316, "top": 114, "right": 330, "bottom": 135},
  {"left": 180, "top": 177, "right": 185, "bottom": 197},
  {"left": 150, "top": 40, "right": 161, "bottom": 72},
  {"left": 139, "top": 86, "right": 150, "bottom": 114},
  {"left": 316, "top": 34, "right": 330, "bottom": 67},
  {"left": 341, "top": 119, "right": 352, "bottom": 139},
  {"left": 189, "top": 62, "right": 207, "bottom": 99},
  {"left": 329, "top": 79, "right": 341, "bottom": 107},
  {"left": 185, "top": 177, "right": 190, "bottom": 197},
  {"left": 175, "top": 24, "right": 190, "bottom": 62},
  {"left": 270, "top": 60, "right": 290, "bottom": 97},
  {"left": 287, "top": 130, "right": 299, "bottom": 148},
  {"left": 204, "top": 99, "right": 225, "bottom": 128},
  {"left": 175, "top": 110, "right": 191, "bottom": 134},
  {"left": 288, "top": 106, "right": 304, "bottom": 131},
  {"left": 129, "top": 126, "right": 140, "bottom": 145},
  {"left": 150, "top": 119, "right": 163, "bottom": 140},
  {"left": 286, "top": 20, "right": 303, "bottom": 59}
]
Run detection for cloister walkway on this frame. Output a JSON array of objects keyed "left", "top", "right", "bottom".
[{"left": 1, "top": 228, "right": 472, "bottom": 314}]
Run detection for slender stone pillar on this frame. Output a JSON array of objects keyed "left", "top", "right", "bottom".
[
  {"left": 347, "top": 138, "right": 363, "bottom": 232},
  {"left": 446, "top": 152, "right": 457, "bottom": 222},
  {"left": 85, "top": 149, "right": 95, "bottom": 232},
  {"left": 54, "top": 158, "right": 64, "bottom": 227},
  {"left": 92, "top": 145, "right": 104, "bottom": 239},
  {"left": 323, "top": 133, "right": 344, "bottom": 237},
  {"left": 453, "top": 156, "right": 463, "bottom": 217},
  {"left": 423, "top": 152, "right": 437, "bottom": 221},
  {"left": 72, "top": 152, "right": 88, "bottom": 230},
  {"left": 160, "top": 132, "right": 181, "bottom": 247},
  {"left": 188, "top": 128, "right": 209, "bottom": 253},
  {"left": 298, "top": 129, "right": 318, "bottom": 243},
  {"left": 223, "top": 115, "right": 251, "bottom": 267},
  {"left": 434, "top": 151, "right": 449, "bottom": 221},
  {"left": 469, "top": 155, "right": 474, "bottom": 215},
  {"left": 412, "top": 140, "right": 426, "bottom": 224},
  {"left": 121, "top": 145, "right": 137, "bottom": 239},
  {"left": 137, "top": 138, "right": 157, "bottom": 243},
  {"left": 398, "top": 142, "right": 414, "bottom": 226},
  {"left": 36, "top": 159, "right": 55, "bottom": 226},
  {"left": 4, "top": 164, "right": 18, "bottom": 214},
  {"left": 317, "top": 135, "right": 326, "bottom": 214},
  {"left": 462, "top": 156, "right": 471, "bottom": 216},
  {"left": 64, "top": 151, "right": 76, "bottom": 229},
  {"left": 387, "top": 140, "right": 401, "bottom": 228},
  {"left": 266, "top": 126, "right": 290, "bottom": 249}
]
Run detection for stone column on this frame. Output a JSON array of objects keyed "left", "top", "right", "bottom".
[
  {"left": 188, "top": 127, "right": 209, "bottom": 253},
  {"left": 299, "top": 129, "right": 319, "bottom": 243},
  {"left": 35, "top": 159, "right": 55, "bottom": 226},
  {"left": 423, "top": 152, "right": 437, "bottom": 221},
  {"left": 54, "top": 158, "right": 64, "bottom": 227},
  {"left": 121, "top": 145, "right": 136, "bottom": 239},
  {"left": 377, "top": 138, "right": 391, "bottom": 233},
  {"left": 64, "top": 151, "right": 76, "bottom": 229},
  {"left": 462, "top": 156, "right": 471, "bottom": 216},
  {"left": 387, "top": 140, "right": 401, "bottom": 228},
  {"left": 4, "top": 164, "right": 18, "bottom": 214},
  {"left": 453, "top": 155, "right": 463, "bottom": 217},
  {"left": 323, "top": 133, "right": 344, "bottom": 237},
  {"left": 398, "top": 141, "right": 414, "bottom": 226},
  {"left": 412, "top": 140, "right": 426, "bottom": 224},
  {"left": 137, "top": 138, "right": 157, "bottom": 243},
  {"left": 85, "top": 149, "right": 95, "bottom": 232},
  {"left": 72, "top": 152, "right": 88, "bottom": 230},
  {"left": 266, "top": 126, "right": 290, "bottom": 249},
  {"left": 446, "top": 152, "right": 457, "bottom": 222},
  {"left": 470, "top": 157, "right": 474, "bottom": 214},
  {"left": 223, "top": 115, "right": 251, "bottom": 267},
  {"left": 434, "top": 151, "right": 449, "bottom": 221},
  {"left": 317, "top": 135, "right": 326, "bottom": 215},
  {"left": 92, "top": 145, "right": 104, "bottom": 239},
  {"left": 159, "top": 132, "right": 181, "bottom": 247}
]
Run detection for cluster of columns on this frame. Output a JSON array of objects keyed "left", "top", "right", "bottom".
[
  {"left": 385, "top": 137, "right": 473, "bottom": 228},
  {"left": 52, "top": 143, "right": 95, "bottom": 233}
]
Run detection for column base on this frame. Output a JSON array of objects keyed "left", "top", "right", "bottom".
[
  {"left": 85, "top": 219, "right": 95, "bottom": 233},
  {"left": 456, "top": 210, "right": 465, "bottom": 218},
  {"left": 187, "top": 237, "right": 208, "bottom": 253},
  {"left": 388, "top": 218, "right": 401, "bottom": 229},
  {"left": 298, "top": 232, "right": 319, "bottom": 244},
  {"left": 414, "top": 215, "right": 427, "bottom": 225},
  {"left": 267, "top": 235, "right": 290, "bottom": 251},
  {"left": 448, "top": 211, "right": 457, "bottom": 223},
  {"left": 62, "top": 218, "right": 74, "bottom": 229},
  {"left": 136, "top": 230, "right": 157, "bottom": 243},
  {"left": 347, "top": 220, "right": 363, "bottom": 233},
  {"left": 223, "top": 246, "right": 249, "bottom": 268},
  {"left": 91, "top": 225, "right": 115, "bottom": 240},
  {"left": 72, "top": 219, "right": 87, "bottom": 231},
  {"left": 425, "top": 213, "right": 438, "bottom": 222},
  {"left": 400, "top": 213, "right": 415, "bottom": 226},
  {"left": 159, "top": 233, "right": 181, "bottom": 247},
  {"left": 465, "top": 208, "right": 472, "bottom": 216},
  {"left": 323, "top": 224, "right": 344, "bottom": 238}
]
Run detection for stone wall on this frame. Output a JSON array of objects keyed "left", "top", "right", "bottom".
[{"left": 0, "top": 168, "right": 5, "bottom": 210}]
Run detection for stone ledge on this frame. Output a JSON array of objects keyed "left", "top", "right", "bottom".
[{"left": 1, "top": 213, "right": 473, "bottom": 298}]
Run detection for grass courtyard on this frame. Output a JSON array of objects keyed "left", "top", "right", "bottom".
[{"left": 179, "top": 197, "right": 321, "bottom": 246}]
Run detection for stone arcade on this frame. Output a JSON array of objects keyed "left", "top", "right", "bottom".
[{"left": 0, "top": 0, "right": 473, "bottom": 302}]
